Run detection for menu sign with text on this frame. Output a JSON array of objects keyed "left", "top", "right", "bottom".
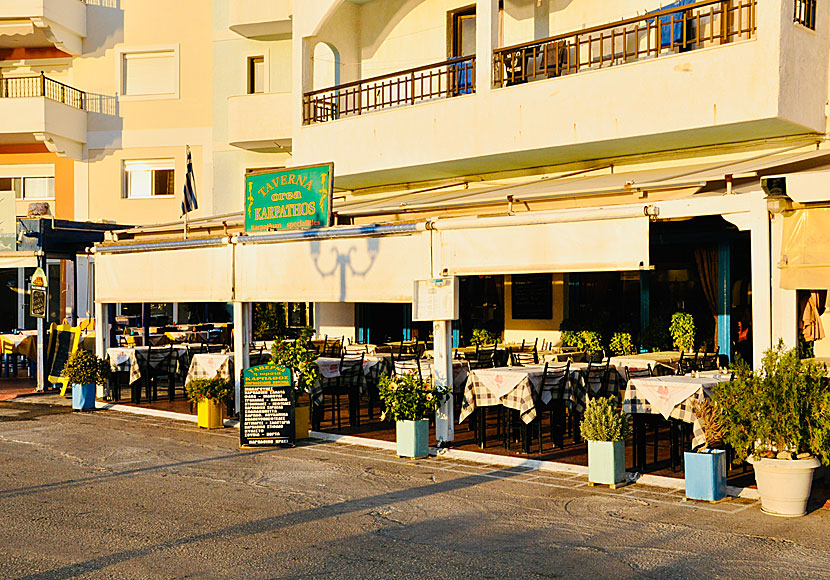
[
  {"left": 412, "top": 277, "right": 459, "bottom": 321},
  {"left": 240, "top": 364, "right": 294, "bottom": 447}
]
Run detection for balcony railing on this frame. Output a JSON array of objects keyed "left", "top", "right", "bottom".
[
  {"left": 794, "top": 0, "right": 816, "bottom": 29},
  {"left": 303, "top": 56, "right": 475, "bottom": 125},
  {"left": 0, "top": 74, "right": 86, "bottom": 110},
  {"left": 493, "top": 0, "right": 756, "bottom": 88}
]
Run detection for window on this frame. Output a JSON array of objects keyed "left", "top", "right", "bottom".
[
  {"left": 794, "top": 0, "right": 816, "bottom": 29},
  {"left": 124, "top": 160, "right": 175, "bottom": 199},
  {"left": 248, "top": 56, "right": 265, "bottom": 94},
  {"left": 0, "top": 176, "right": 54, "bottom": 199},
  {"left": 119, "top": 47, "right": 179, "bottom": 98}
]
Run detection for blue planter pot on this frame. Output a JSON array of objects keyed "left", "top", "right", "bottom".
[
  {"left": 684, "top": 449, "right": 727, "bottom": 501},
  {"left": 588, "top": 440, "right": 626, "bottom": 486},
  {"left": 396, "top": 419, "right": 429, "bottom": 458},
  {"left": 72, "top": 383, "right": 96, "bottom": 411}
]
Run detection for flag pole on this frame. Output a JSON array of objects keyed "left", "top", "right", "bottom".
[{"left": 183, "top": 207, "right": 188, "bottom": 240}]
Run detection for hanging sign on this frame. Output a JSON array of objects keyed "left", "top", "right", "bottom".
[
  {"left": 30, "top": 267, "right": 48, "bottom": 319},
  {"left": 240, "top": 364, "right": 295, "bottom": 447},
  {"left": 245, "top": 163, "right": 334, "bottom": 233},
  {"left": 31, "top": 267, "right": 47, "bottom": 289}
]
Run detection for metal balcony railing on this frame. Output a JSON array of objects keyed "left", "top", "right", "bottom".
[
  {"left": 493, "top": 0, "right": 757, "bottom": 88},
  {"left": 303, "top": 56, "right": 475, "bottom": 125},
  {"left": 0, "top": 73, "right": 86, "bottom": 110},
  {"left": 794, "top": 0, "right": 816, "bottom": 29}
]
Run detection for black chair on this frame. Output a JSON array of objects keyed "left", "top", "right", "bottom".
[
  {"left": 468, "top": 344, "right": 496, "bottom": 369},
  {"left": 344, "top": 342, "right": 369, "bottom": 356},
  {"left": 317, "top": 353, "right": 364, "bottom": 430},
  {"left": 532, "top": 361, "right": 571, "bottom": 453},
  {"left": 147, "top": 345, "right": 177, "bottom": 402},
  {"left": 585, "top": 359, "right": 611, "bottom": 400},
  {"left": 510, "top": 349, "right": 538, "bottom": 366},
  {"left": 365, "top": 358, "right": 385, "bottom": 421},
  {"left": 698, "top": 351, "right": 718, "bottom": 371},
  {"left": 678, "top": 351, "right": 696, "bottom": 375},
  {"left": 324, "top": 337, "right": 344, "bottom": 358},
  {"left": 394, "top": 359, "right": 423, "bottom": 382},
  {"left": 587, "top": 349, "right": 607, "bottom": 364},
  {"left": 519, "top": 338, "right": 538, "bottom": 353}
]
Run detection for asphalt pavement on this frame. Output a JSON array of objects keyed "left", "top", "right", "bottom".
[{"left": 1, "top": 400, "right": 829, "bottom": 579}]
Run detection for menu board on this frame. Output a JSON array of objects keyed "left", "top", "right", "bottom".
[
  {"left": 240, "top": 364, "right": 294, "bottom": 447},
  {"left": 511, "top": 274, "right": 553, "bottom": 320},
  {"left": 412, "top": 277, "right": 459, "bottom": 321}
]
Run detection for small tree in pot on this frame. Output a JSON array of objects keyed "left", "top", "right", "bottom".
[
  {"left": 580, "top": 397, "right": 631, "bottom": 487},
  {"left": 711, "top": 341, "right": 830, "bottom": 516},
  {"left": 669, "top": 312, "right": 695, "bottom": 352},
  {"left": 378, "top": 372, "right": 448, "bottom": 458},
  {"left": 62, "top": 350, "right": 110, "bottom": 411},
  {"left": 684, "top": 399, "right": 728, "bottom": 501},
  {"left": 186, "top": 377, "right": 232, "bottom": 429}
]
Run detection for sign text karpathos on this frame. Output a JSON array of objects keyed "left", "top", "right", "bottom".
[{"left": 245, "top": 163, "right": 334, "bottom": 233}]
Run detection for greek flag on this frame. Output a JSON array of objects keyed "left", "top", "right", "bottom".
[{"left": 181, "top": 145, "right": 198, "bottom": 215}]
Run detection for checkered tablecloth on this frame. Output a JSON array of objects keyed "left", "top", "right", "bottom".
[
  {"left": 185, "top": 353, "right": 234, "bottom": 385},
  {"left": 459, "top": 365, "right": 585, "bottom": 425},
  {"left": 107, "top": 346, "right": 189, "bottom": 385},
  {"left": 621, "top": 375, "right": 730, "bottom": 449}
]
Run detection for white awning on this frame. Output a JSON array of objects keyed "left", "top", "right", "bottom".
[
  {"left": 780, "top": 208, "right": 830, "bottom": 290},
  {"left": 95, "top": 245, "right": 234, "bottom": 303},
  {"left": 0, "top": 252, "right": 39, "bottom": 269},
  {"left": 234, "top": 231, "right": 431, "bottom": 303},
  {"left": 436, "top": 214, "right": 650, "bottom": 275}
]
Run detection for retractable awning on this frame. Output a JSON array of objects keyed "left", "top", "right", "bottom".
[
  {"left": 234, "top": 230, "right": 431, "bottom": 303},
  {"left": 0, "top": 252, "right": 39, "bottom": 269},
  {"left": 780, "top": 208, "right": 830, "bottom": 290},
  {"left": 95, "top": 243, "right": 234, "bottom": 303}
]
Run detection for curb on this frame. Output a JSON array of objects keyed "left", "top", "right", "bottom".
[{"left": 90, "top": 401, "right": 759, "bottom": 499}]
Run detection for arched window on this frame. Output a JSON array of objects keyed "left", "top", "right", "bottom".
[{"left": 313, "top": 42, "right": 340, "bottom": 90}]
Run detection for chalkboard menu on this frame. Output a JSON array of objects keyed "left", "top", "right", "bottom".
[
  {"left": 30, "top": 287, "right": 47, "bottom": 318},
  {"left": 240, "top": 364, "right": 294, "bottom": 447},
  {"left": 511, "top": 274, "right": 553, "bottom": 320},
  {"left": 46, "top": 324, "right": 80, "bottom": 386}
]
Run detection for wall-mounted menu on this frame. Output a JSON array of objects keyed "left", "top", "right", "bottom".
[
  {"left": 511, "top": 273, "right": 553, "bottom": 320},
  {"left": 240, "top": 364, "right": 294, "bottom": 447}
]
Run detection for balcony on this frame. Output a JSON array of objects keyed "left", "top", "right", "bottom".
[
  {"left": 294, "top": 0, "right": 827, "bottom": 189},
  {"left": 229, "top": 0, "right": 291, "bottom": 38},
  {"left": 303, "top": 56, "right": 475, "bottom": 125},
  {"left": 493, "top": 0, "right": 755, "bottom": 87},
  {"left": 0, "top": 74, "right": 87, "bottom": 159},
  {"left": 228, "top": 92, "right": 292, "bottom": 151},
  {"left": 0, "top": 0, "right": 87, "bottom": 55}
]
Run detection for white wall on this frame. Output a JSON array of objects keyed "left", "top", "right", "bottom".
[{"left": 315, "top": 302, "right": 356, "bottom": 342}]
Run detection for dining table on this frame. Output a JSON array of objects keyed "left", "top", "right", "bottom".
[
  {"left": 622, "top": 373, "right": 732, "bottom": 471},
  {"left": 311, "top": 355, "right": 389, "bottom": 408},
  {"left": 107, "top": 345, "right": 192, "bottom": 386},
  {"left": 185, "top": 352, "right": 234, "bottom": 385}
]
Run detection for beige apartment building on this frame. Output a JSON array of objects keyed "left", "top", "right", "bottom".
[{"left": 4, "top": 0, "right": 830, "bottom": 374}]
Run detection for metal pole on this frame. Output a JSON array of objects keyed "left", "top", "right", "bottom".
[
  {"left": 433, "top": 320, "right": 454, "bottom": 445},
  {"left": 36, "top": 256, "right": 45, "bottom": 392},
  {"left": 141, "top": 303, "right": 150, "bottom": 346}
]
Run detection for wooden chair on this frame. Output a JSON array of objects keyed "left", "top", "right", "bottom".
[
  {"left": 344, "top": 343, "right": 369, "bottom": 356},
  {"left": 698, "top": 351, "right": 718, "bottom": 371},
  {"left": 394, "top": 359, "right": 423, "bottom": 382},
  {"left": 519, "top": 338, "right": 538, "bottom": 353},
  {"left": 365, "top": 359, "right": 385, "bottom": 421}
]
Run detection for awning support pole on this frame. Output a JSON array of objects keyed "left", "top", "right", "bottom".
[
  {"left": 36, "top": 256, "right": 45, "bottom": 392},
  {"left": 433, "top": 320, "right": 454, "bottom": 445},
  {"left": 232, "top": 301, "right": 249, "bottom": 415}
]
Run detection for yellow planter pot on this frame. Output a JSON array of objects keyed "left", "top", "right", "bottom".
[
  {"left": 295, "top": 404, "right": 310, "bottom": 440},
  {"left": 197, "top": 398, "right": 225, "bottom": 429}
]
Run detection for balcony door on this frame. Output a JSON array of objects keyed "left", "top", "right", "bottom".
[{"left": 448, "top": 5, "right": 475, "bottom": 94}]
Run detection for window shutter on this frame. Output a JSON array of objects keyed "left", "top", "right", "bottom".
[{"left": 123, "top": 51, "right": 176, "bottom": 96}]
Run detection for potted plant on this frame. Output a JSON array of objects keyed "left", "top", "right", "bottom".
[
  {"left": 62, "top": 349, "right": 110, "bottom": 411},
  {"left": 378, "top": 371, "right": 448, "bottom": 458},
  {"left": 470, "top": 328, "right": 500, "bottom": 346},
  {"left": 186, "top": 377, "right": 232, "bottom": 429},
  {"left": 609, "top": 332, "right": 635, "bottom": 356},
  {"left": 580, "top": 397, "right": 631, "bottom": 487},
  {"left": 669, "top": 312, "right": 695, "bottom": 353},
  {"left": 271, "top": 328, "right": 320, "bottom": 440},
  {"left": 684, "top": 399, "right": 727, "bottom": 502},
  {"left": 711, "top": 342, "right": 830, "bottom": 516}
]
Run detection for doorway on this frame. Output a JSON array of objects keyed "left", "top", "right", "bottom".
[{"left": 448, "top": 5, "right": 475, "bottom": 94}]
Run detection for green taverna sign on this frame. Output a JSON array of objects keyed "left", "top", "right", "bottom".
[{"left": 245, "top": 163, "right": 334, "bottom": 232}]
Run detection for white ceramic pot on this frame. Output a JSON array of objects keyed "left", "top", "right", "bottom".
[{"left": 749, "top": 456, "right": 821, "bottom": 517}]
